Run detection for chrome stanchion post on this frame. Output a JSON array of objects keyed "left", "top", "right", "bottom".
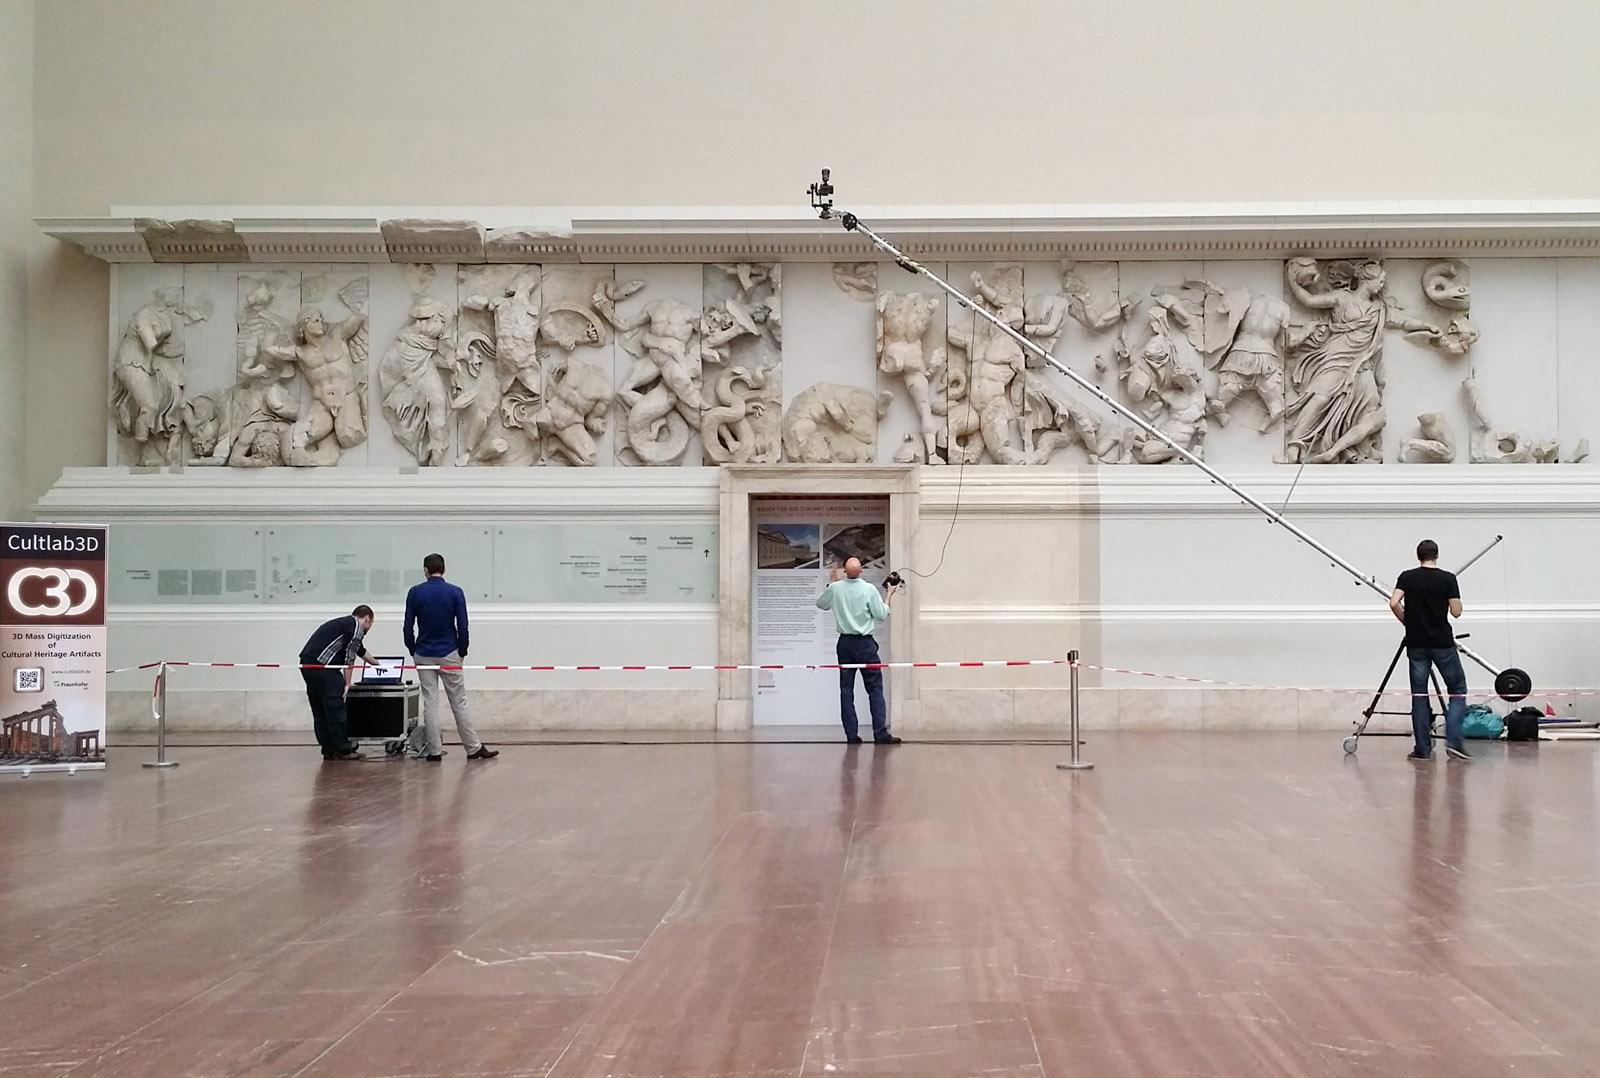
[
  {"left": 1057, "top": 650, "right": 1094, "bottom": 771},
  {"left": 143, "top": 661, "right": 179, "bottom": 769}
]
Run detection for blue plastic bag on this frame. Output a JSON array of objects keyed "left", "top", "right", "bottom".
[{"left": 1462, "top": 704, "right": 1504, "bottom": 740}]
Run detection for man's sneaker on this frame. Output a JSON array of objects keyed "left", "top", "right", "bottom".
[
  {"left": 423, "top": 754, "right": 443, "bottom": 762},
  {"left": 1445, "top": 744, "right": 1472, "bottom": 761},
  {"left": 1407, "top": 750, "right": 1431, "bottom": 761},
  {"left": 874, "top": 735, "right": 903, "bottom": 745},
  {"left": 466, "top": 745, "right": 499, "bottom": 760},
  {"left": 846, "top": 736, "right": 863, "bottom": 744}
]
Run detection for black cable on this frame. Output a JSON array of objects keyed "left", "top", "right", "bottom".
[
  {"left": 898, "top": 445, "right": 966, "bottom": 581},
  {"left": 892, "top": 300, "right": 974, "bottom": 583},
  {"left": 1279, "top": 456, "right": 1309, "bottom": 516}
]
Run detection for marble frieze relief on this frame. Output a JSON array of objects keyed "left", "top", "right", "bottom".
[{"left": 104, "top": 253, "right": 1590, "bottom": 470}]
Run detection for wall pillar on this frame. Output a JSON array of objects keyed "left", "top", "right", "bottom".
[{"left": 0, "top": 0, "right": 32, "bottom": 520}]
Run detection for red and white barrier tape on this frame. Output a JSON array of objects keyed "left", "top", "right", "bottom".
[
  {"left": 111, "top": 657, "right": 1600, "bottom": 700},
  {"left": 114, "top": 658, "right": 1072, "bottom": 674},
  {"left": 1075, "top": 660, "right": 1600, "bottom": 700}
]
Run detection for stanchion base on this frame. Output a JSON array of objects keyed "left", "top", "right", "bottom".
[
  {"left": 1056, "top": 762, "right": 1095, "bottom": 771},
  {"left": 141, "top": 761, "right": 179, "bottom": 769}
]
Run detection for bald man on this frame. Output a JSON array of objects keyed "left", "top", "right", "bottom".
[{"left": 815, "top": 557, "right": 901, "bottom": 744}]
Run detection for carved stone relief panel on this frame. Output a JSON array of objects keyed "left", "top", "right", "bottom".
[
  {"left": 1176, "top": 261, "right": 1292, "bottom": 473},
  {"left": 702, "top": 263, "right": 781, "bottom": 463},
  {"left": 1017, "top": 262, "right": 1126, "bottom": 465},
  {"left": 1279, "top": 257, "right": 1426, "bottom": 464},
  {"left": 832, "top": 262, "right": 878, "bottom": 302},
  {"left": 942, "top": 263, "right": 1026, "bottom": 464},
  {"left": 237, "top": 271, "right": 300, "bottom": 419},
  {"left": 877, "top": 289, "right": 945, "bottom": 464},
  {"left": 377, "top": 285, "right": 455, "bottom": 467},
  {"left": 1385, "top": 258, "right": 1567, "bottom": 466},
  {"left": 781, "top": 383, "right": 890, "bottom": 463},
  {"left": 1060, "top": 261, "right": 1129, "bottom": 333},
  {"left": 112, "top": 265, "right": 211, "bottom": 467},
  {"left": 703, "top": 363, "right": 781, "bottom": 464},
  {"left": 1464, "top": 366, "right": 1560, "bottom": 463},
  {"left": 1100, "top": 261, "right": 1199, "bottom": 465},
  {"left": 362, "top": 263, "right": 450, "bottom": 470},
  {"left": 186, "top": 270, "right": 299, "bottom": 468},
  {"left": 1421, "top": 260, "right": 1478, "bottom": 357},
  {"left": 871, "top": 261, "right": 948, "bottom": 465},
  {"left": 99, "top": 253, "right": 1591, "bottom": 474},
  {"left": 1203, "top": 290, "right": 1290, "bottom": 430},
  {"left": 603, "top": 266, "right": 705, "bottom": 467},
  {"left": 1117, "top": 301, "right": 1208, "bottom": 464},
  {"left": 281, "top": 270, "right": 369, "bottom": 467},
  {"left": 455, "top": 265, "right": 542, "bottom": 466},
  {"left": 776, "top": 262, "right": 877, "bottom": 464},
  {"left": 170, "top": 266, "right": 369, "bottom": 470},
  {"left": 1399, "top": 412, "right": 1456, "bottom": 463},
  {"left": 541, "top": 266, "right": 616, "bottom": 467}
]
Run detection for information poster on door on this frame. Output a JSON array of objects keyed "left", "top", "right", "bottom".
[
  {"left": 2, "top": 523, "right": 109, "bottom": 773},
  {"left": 752, "top": 497, "right": 888, "bottom": 726}
]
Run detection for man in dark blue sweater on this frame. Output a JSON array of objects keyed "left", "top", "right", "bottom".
[{"left": 404, "top": 553, "right": 496, "bottom": 761}]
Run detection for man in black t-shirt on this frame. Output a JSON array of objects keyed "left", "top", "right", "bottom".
[
  {"left": 299, "top": 605, "right": 376, "bottom": 761},
  {"left": 1388, "top": 539, "right": 1469, "bottom": 761}
]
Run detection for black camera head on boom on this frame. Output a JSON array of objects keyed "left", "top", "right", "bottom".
[
  {"left": 808, "top": 168, "right": 858, "bottom": 230},
  {"left": 808, "top": 169, "right": 834, "bottom": 219}
]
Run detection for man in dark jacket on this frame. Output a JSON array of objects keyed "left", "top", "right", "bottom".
[{"left": 299, "top": 604, "right": 375, "bottom": 761}]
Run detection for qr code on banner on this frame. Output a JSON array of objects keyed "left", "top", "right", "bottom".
[{"left": 14, "top": 667, "right": 43, "bottom": 693}]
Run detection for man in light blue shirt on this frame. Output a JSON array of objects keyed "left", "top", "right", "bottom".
[{"left": 816, "top": 557, "right": 901, "bottom": 744}]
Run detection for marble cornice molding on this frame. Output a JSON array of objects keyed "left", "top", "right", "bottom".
[
  {"left": 38, "top": 465, "right": 1600, "bottom": 521},
  {"left": 233, "top": 217, "right": 390, "bottom": 262},
  {"left": 918, "top": 467, "right": 1600, "bottom": 516},
  {"left": 1080, "top": 468, "right": 1600, "bottom": 516},
  {"left": 34, "top": 466, "right": 721, "bottom": 520},
  {"left": 919, "top": 601, "right": 1600, "bottom": 623},
  {"left": 37, "top": 200, "right": 1600, "bottom": 264}
]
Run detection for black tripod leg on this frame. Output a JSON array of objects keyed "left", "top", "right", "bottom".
[{"left": 1359, "top": 640, "right": 1407, "bottom": 735}]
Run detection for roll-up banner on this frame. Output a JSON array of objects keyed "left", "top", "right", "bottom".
[{"left": 2, "top": 523, "right": 109, "bottom": 774}]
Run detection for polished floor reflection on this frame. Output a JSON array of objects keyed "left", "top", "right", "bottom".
[{"left": 1, "top": 734, "right": 1597, "bottom": 1077}]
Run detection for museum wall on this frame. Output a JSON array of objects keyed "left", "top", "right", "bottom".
[
  {"left": 0, "top": 0, "right": 31, "bottom": 521},
  {"left": 21, "top": 1, "right": 1600, "bottom": 731},
  {"left": 31, "top": 1, "right": 1600, "bottom": 211},
  {"left": 33, "top": 245, "right": 1600, "bottom": 732},
  {"left": 25, "top": 1, "right": 1600, "bottom": 507}
]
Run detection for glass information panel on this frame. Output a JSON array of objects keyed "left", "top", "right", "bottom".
[
  {"left": 109, "top": 524, "right": 268, "bottom": 604},
  {"left": 493, "top": 523, "right": 718, "bottom": 603},
  {"left": 265, "top": 525, "right": 494, "bottom": 603},
  {"left": 103, "top": 521, "right": 717, "bottom": 605}
]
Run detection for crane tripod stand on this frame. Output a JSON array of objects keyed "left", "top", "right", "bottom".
[
  {"left": 806, "top": 169, "right": 1535, "bottom": 757},
  {"left": 1342, "top": 535, "right": 1532, "bottom": 755}
]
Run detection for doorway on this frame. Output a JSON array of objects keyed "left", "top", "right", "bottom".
[
  {"left": 715, "top": 465, "right": 919, "bottom": 731},
  {"left": 751, "top": 494, "right": 889, "bottom": 726}
]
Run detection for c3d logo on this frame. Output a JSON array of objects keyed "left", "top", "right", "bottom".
[{"left": 6, "top": 567, "right": 99, "bottom": 617}]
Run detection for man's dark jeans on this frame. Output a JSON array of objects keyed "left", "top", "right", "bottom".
[
  {"left": 302, "top": 668, "right": 356, "bottom": 758},
  {"left": 836, "top": 634, "right": 888, "bottom": 741},
  {"left": 1407, "top": 645, "right": 1467, "bottom": 756}
]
